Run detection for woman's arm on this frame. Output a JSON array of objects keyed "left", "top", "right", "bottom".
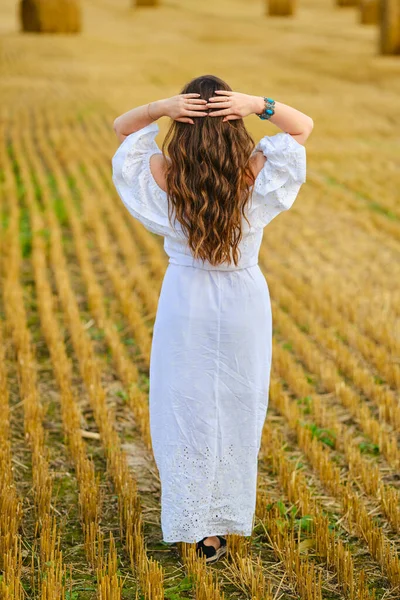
[
  {"left": 207, "top": 91, "right": 314, "bottom": 146},
  {"left": 113, "top": 94, "right": 208, "bottom": 143},
  {"left": 252, "top": 97, "right": 314, "bottom": 146}
]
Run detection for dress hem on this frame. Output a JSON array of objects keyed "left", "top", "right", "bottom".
[{"left": 162, "top": 529, "right": 254, "bottom": 544}]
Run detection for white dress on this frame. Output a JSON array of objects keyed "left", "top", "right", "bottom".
[{"left": 111, "top": 121, "right": 306, "bottom": 544}]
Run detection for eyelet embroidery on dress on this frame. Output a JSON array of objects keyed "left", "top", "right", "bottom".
[
  {"left": 249, "top": 132, "right": 306, "bottom": 229},
  {"left": 144, "top": 151, "right": 184, "bottom": 236},
  {"left": 239, "top": 231, "right": 254, "bottom": 253},
  {"left": 157, "top": 442, "right": 258, "bottom": 543},
  {"left": 119, "top": 138, "right": 187, "bottom": 239}
]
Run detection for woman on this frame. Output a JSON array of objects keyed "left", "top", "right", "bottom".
[{"left": 112, "top": 74, "right": 313, "bottom": 564}]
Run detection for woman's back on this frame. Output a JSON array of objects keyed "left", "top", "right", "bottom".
[{"left": 111, "top": 120, "right": 307, "bottom": 271}]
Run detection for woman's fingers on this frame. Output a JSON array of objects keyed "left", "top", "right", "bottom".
[
  {"left": 207, "top": 96, "right": 232, "bottom": 104},
  {"left": 184, "top": 104, "right": 209, "bottom": 111},
  {"left": 174, "top": 91, "right": 237, "bottom": 122},
  {"left": 184, "top": 100, "right": 208, "bottom": 113},
  {"left": 206, "top": 101, "right": 231, "bottom": 109},
  {"left": 176, "top": 117, "right": 195, "bottom": 124},
  {"left": 186, "top": 99, "right": 208, "bottom": 105},
  {"left": 208, "top": 108, "right": 232, "bottom": 117},
  {"left": 184, "top": 110, "right": 209, "bottom": 116}
]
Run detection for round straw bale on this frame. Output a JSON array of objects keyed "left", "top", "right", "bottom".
[
  {"left": 380, "top": 0, "right": 400, "bottom": 54},
  {"left": 360, "top": 0, "right": 379, "bottom": 24},
  {"left": 267, "top": 0, "right": 296, "bottom": 16},
  {"left": 19, "top": 0, "right": 81, "bottom": 33}
]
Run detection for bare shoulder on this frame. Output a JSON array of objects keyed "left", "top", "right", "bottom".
[{"left": 149, "top": 153, "right": 171, "bottom": 193}]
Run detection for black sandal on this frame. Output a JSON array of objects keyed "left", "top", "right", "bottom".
[{"left": 196, "top": 536, "right": 227, "bottom": 563}]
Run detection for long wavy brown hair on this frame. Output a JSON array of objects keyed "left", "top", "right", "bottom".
[{"left": 161, "top": 75, "right": 256, "bottom": 268}]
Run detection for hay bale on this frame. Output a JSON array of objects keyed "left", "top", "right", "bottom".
[
  {"left": 380, "top": 0, "right": 400, "bottom": 54},
  {"left": 267, "top": 0, "right": 295, "bottom": 16},
  {"left": 19, "top": 0, "right": 81, "bottom": 33},
  {"left": 360, "top": 0, "right": 379, "bottom": 24},
  {"left": 134, "top": 0, "right": 159, "bottom": 6}
]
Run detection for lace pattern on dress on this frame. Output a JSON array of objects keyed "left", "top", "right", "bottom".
[
  {"left": 157, "top": 442, "right": 258, "bottom": 543},
  {"left": 112, "top": 122, "right": 186, "bottom": 239},
  {"left": 248, "top": 132, "right": 307, "bottom": 230}
]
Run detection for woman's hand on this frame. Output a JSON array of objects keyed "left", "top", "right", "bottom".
[
  {"left": 206, "top": 91, "right": 264, "bottom": 121},
  {"left": 159, "top": 93, "right": 209, "bottom": 124}
]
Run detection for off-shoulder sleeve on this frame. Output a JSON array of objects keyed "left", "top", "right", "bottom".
[
  {"left": 247, "top": 132, "right": 307, "bottom": 230},
  {"left": 111, "top": 121, "right": 181, "bottom": 238}
]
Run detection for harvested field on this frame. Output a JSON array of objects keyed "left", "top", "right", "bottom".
[{"left": 0, "top": 0, "right": 399, "bottom": 598}]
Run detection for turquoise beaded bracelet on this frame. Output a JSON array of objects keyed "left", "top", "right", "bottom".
[{"left": 256, "top": 97, "right": 275, "bottom": 120}]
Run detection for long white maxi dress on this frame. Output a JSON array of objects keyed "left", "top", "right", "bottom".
[{"left": 111, "top": 121, "right": 306, "bottom": 544}]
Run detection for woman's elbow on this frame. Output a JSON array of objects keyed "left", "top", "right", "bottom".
[
  {"left": 301, "top": 117, "right": 314, "bottom": 143},
  {"left": 113, "top": 117, "right": 121, "bottom": 133},
  {"left": 113, "top": 118, "right": 126, "bottom": 143},
  {"left": 304, "top": 116, "right": 314, "bottom": 134}
]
